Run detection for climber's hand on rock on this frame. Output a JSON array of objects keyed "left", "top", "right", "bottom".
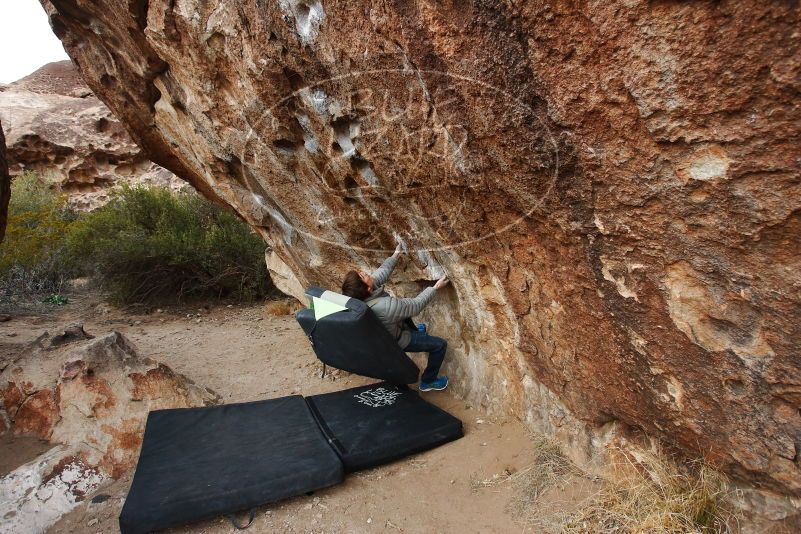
[
  {"left": 434, "top": 276, "right": 450, "bottom": 290},
  {"left": 392, "top": 243, "right": 404, "bottom": 258}
]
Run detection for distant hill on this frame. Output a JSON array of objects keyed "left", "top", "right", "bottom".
[{"left": 0, "top": 61, "right": 185, "bottom": 210}]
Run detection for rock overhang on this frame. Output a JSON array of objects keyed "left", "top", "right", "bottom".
[{"left": 36, "top": 0, "right": 801, "bottom": 502}]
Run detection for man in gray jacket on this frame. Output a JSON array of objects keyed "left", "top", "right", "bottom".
[{"left": 341, "top": 245, "right": 451, "bottom": 391}]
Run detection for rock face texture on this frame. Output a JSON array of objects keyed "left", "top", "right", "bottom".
[
  {"left": 41, "top": 0, "right": 801, "bottom": 504},
  {"left": 0, "top": 325, "right": 218, "bottom": 532},
  {"left": 0, "top": 61, "right": 184, "bottom": 210}
]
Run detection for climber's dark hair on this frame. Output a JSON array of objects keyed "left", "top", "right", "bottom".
[{"left": 342, "top": 270, "right": 370, "bottom": 300}]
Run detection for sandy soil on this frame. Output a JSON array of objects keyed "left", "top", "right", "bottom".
[{"left": 0, "top": 293, "right": 591, "bottom": 534}]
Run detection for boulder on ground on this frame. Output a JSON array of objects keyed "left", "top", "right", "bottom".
[
  {"left": 0, "top": 326, "right": 218, "bottom": 533},
  {"left": 1, "top": 325, "right": 218, "bottom": 474}
]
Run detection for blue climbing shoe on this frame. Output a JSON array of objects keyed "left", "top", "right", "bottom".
[{"left": 419, "top": 376, "right": 449, "bottom": 392}]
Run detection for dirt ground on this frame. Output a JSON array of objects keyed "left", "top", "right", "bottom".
[{"left": 0, "top": 292, "right": 592, "bottom": 534}]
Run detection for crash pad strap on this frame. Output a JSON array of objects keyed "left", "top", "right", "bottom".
[{"left": 226, "top": 509, "right": 255, "bottom": 529}]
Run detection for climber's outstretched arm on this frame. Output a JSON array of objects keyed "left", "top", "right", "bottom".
[{"left": 371, "top": 243, "right": 404, "bottom": 287}]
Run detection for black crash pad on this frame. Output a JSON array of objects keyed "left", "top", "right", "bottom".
[
  {"left": 119, "top": 396, "right": 344, "bottom": 534},
  {"left": 306, "top": 382, "right": 464, "bottom": 472},
  {"left": 296, "top": 287, "right": 420, "bottom": 384}
]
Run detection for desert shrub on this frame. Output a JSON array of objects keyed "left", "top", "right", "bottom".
[
  {"left": 67, "top": 185, "right": 272, "bottom": 304},
  {"left": 0, "top": 172, "right": 78, "bottom": 298}
]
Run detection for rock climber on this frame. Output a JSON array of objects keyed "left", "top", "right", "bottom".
[{"left": 341, "top": 244, "right": 451, "bottom": 391}]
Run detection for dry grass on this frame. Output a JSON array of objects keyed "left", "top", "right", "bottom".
[
  {"left": 263, "top": 299, "right": 293, "bottom": 316},
  {"left": 505, "top": 435, "right": 737, "bottom": 534},
  {"left": 470, "top": 435, "right": 585, "bottom": 493},
  {"left": 512, "top": 435, "right": 588, "bottom": 497},
  {"left": 505, "top": 435, "right": 597, "bottom": 528},
  {"left": 559, "top": 447, "right": 736, "bottom": 534}
]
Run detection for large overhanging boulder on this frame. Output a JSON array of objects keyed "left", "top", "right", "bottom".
[{"left": 39, "top": 0, "right": 801, "bottom": 503}]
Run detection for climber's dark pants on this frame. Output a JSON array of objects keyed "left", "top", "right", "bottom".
[{"left": 405, "top": 330, "right": 447, "bottom": 383}]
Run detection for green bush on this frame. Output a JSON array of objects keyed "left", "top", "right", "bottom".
[
  {"left": 67, "top": 185, "right": 272, "bottom": 304},
  {"left": 0, "top": 174, "right": 273, "bottom": 306},
  {"left": 0, "top": 172, "right": 78, "bottom": 297}
]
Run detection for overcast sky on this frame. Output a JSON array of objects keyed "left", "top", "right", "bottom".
[{"left": 0, "top": 1, "right": 70, "bottom": 84}]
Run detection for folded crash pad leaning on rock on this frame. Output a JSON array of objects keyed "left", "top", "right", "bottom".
[
  {"left": 119, "top": 384, "right": 463, "bottom": 533},
  {"left": 295, "top": 286, "right": 421, "bottom": 384}
]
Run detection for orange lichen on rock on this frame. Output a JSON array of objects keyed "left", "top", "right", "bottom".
[
  {"left": 99, "top": 419, "right": 146, "bottom": 478},
  {"left": 1, "top": 381, "right": 23, "bottom": 419},
  {"left": 0, "top": 328, "right": 218, "bottom": 478},
  {"left": 129, "top": 364, "right": 187, "bottom": 403},
  {"left": 13, "top": 389, "right": 58, "bottom": 439}
]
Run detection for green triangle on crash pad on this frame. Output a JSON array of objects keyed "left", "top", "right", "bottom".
[{"left": 312, "top": 296, "right": 348, "bottom": 320}]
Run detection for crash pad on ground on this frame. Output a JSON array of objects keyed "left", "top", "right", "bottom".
[
  {"left": 119, "top": 395, "right": 344, "bottom": 534},
  {"left": 306, "top": 382, "right": 464, "bottom": 471}
]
